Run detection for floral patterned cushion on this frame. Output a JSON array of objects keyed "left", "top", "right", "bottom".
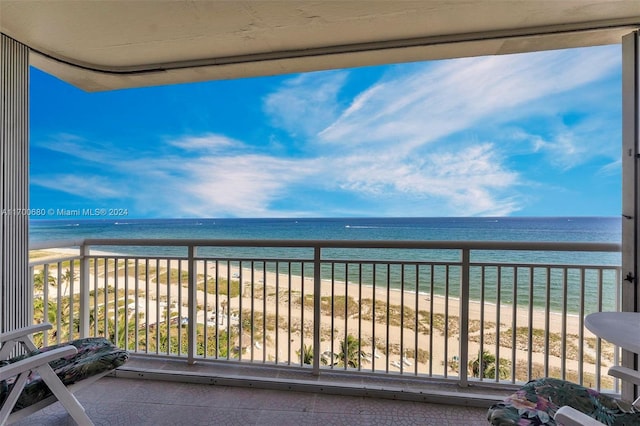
[
  {"left": 0, "top": 337, "right": 128, "bottom": 412},
  {"left": 487, "top": 377, "right": 640, "bottom": 425}
]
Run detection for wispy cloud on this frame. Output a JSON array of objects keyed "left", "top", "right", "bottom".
[
  {"left": 167, "top": 134, "right": 244, "bottom": 153},
  {"left": 318, "top": 46, "right": 619, "bottom": 152},
  {"left": 31, "top": 175, "right": 122, "bottom": 199},
  {"left": 263, "top": 71, "right": 349, "bottom": 138}
]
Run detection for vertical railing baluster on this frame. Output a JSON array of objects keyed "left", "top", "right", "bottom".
[
  {"left": 578, "top": 268, "right": 586, "bottom": 385},
  {"left": 113, "top": 257, "right": 119, "bottom": 346},
  {"left": 413, "top": 263, "right": 419, "bottom": 375},
  {"left": 479, "top": 266, "right": 485, "bottom": 381},
  {"left": 330, "top": 262, "right": 336, "bottom": 368},
  {"left": 177, "top": 258, "right": 182, "bottom": 356},
  {"left": 358, "top": 263, "right": 363, "bottom": 372},
  {"left": 343, "top": 262, "right": 349, "bottom": 371},
  {"left": 372, "top": 263, "right": 377, "bottom": 372},
  {"left": 79, "top": 243, "right": 90, "bottom": 338},
  {"left": 511, "top": 267, "right": 517, "bottom": 383},
  {"left": 202, "top": 259, "right": 208, "bottom": 358},
  {"left": 444, "top": 265, "right": 450, "bottom": 378},
  {"left": 103, "top": 258, "right": 108, "bottom": 340},
  {"left": 561, "top": 268, "right": 569, "bottom": 380},
  {"left": 93, "top": 258, "right": 98, "bottom": 338},
  {"left": 495, "top": 266, "right": 501, "bottom": 384},
  {"left": 597, "top": 268, "right": 605, "bottom": 392},
  {"left": 399, "top": 263, "right": 405, "bottom": 374},
  {"left": 262, "top": 262, "right": 267, "bottom": 363},
  {"left": 250, "top": 261, "right": 255, "bottom": 361},
  {"left": 188, "top": 246, "right": 197, "bottom": 364},
  {"left": 213, "top": 259, "right": 219, "bottom": 358},
  {"left": 544, "top": 267, "right": 551, "bottom": 378},
  {"left": 238, "top": 261, "right": 243, "bottom": 361},
  {"left": 459, "top": 248, "right": 470, "bottom": 387},
  {"left": 29, "top": 265, "right": 35, "bottom": 325},
  {"left": 134, "top": 259, "right": 139, "bottom": 352},
  {"left": 429, "top": 264, "right": 434, "bottom": 377},
  {"left": 287, "top": 261, "right": 292, "bottom": 365},
  {"left": 56, "top": 262, "right": 62, "bottom": 344},
  {"left": 226, "top": 261, "right": 231, "bottom": 360},
  {"left": 275, "top": 262, "right": 280, "bottom": 365},
  {"left": 42, "top": 264, "right": 49, "bottom": 346},
  {"left": 386, "top": 263, "right": 391, "bottom": 373},
  {"left": 527, "top": 266, "right": 533, "bottom": 381},
  {"left": 123, "top": 258, "right": 129, "bottom": 350},
  {"left": 300, "top": 261, "right": 306, "bottom": 367},
  {"left": 69, "top": 260, "right": 75, "bottom": 340},
  {"left": 313, "top": 247, "right": 321, "bottom": 375}
]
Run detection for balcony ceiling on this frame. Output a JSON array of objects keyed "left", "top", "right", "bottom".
[{"left": 1, "top": 0, "right": 640, "bottom": 92}]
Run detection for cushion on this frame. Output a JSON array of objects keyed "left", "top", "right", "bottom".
[
  {"left": 487, "top": 377, "right": 640, "bottom": 425},
  {"left": 0, "top": 337, "right": 128, "bottom": 412}
]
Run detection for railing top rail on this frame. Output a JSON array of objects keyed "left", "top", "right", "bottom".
[
  {"left": 29, "top": 239, "right": 86, "bottom": 251},
  {"left": 29, "top": 238, "right": 622, "bottom": 252}
]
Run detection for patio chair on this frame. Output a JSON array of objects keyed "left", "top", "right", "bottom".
[
  {"left": 0, "top": 322, "right": 128, "bottom": 425},
  {"left": 486, "top": 377, "right": 640, "bottom": 425}
]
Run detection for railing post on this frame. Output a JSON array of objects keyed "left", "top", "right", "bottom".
[
  {"left": 313, "top": 246, "right": 321, "bottom": 376},
  {"left": 28, "top": 265, "right": 35, "bottom": 325},
  {"left": 459, "top": 248, "right": 470, "bottom": 387},
  {"left": 187, "top": 245, "right": 197, "bottom": 364},
  {"left": 79, "top": 242, "right": 90, "bottom": 338}
]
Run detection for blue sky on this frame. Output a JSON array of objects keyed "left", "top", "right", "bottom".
[{"left": 30, "top": 44, "right": 622, "bottom": 219}]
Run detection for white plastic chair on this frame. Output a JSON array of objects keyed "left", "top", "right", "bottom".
[{"left": 0, "top": 323, "right": 127, "bottom": 425}]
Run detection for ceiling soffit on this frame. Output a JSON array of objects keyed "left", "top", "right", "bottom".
[{"left": 1, "top": 1, "right": 639, "bottom": 91}]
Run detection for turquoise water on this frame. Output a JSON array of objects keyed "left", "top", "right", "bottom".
[{"left": 30, "top": 217, "right": 621, "bottom": 313}]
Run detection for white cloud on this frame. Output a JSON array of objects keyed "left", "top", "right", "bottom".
[
  {"left": 329, "top": 143, "right": 520, "bottom": 216},
  {"left": 263, "top": 71, "right": 349, "bottom": 138},
  {"left": 163, "top": 154, "right": 317, "bottom": 217},
  {"left": 167, "top": 134, "right": 243, "bottom": 152},
  {"left": 318, "top": 46, "right": 620, "bottom": 154},
  {"left": 45, "top": 138, "right": 320, "bottom": 218},
  {"left": 517, "top": 113, "right": 621, "bottom": 171},
  {"left": 31, "top": 175, "right": 122, "bottom": 199},
  {"left": 598, "top": 159, "right": 622, "bottom": 177}
]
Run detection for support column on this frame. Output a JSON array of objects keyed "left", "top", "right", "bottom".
[
  {"left": 621, "top": 30, "right": 640, "bottom": 402},
  {"left": 0, "top": 34, "right": 30, "bottom": 333}
]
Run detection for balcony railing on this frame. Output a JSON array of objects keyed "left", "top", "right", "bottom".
[{"left": 29, "top": 238, "right": 622, "bottom": 392}]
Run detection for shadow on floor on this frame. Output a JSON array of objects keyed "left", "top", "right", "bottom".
[{"left": 12, "top": 376, "right": 492, "bottom": 425}]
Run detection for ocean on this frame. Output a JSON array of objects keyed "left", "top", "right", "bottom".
[
  {"left": 29, "top": 216, "right": 621, "bottom": 266},
  {"left": 30, "top": 217, "right": 622, "bottom": 313},
  {"left": 30, "top": 216, "right": 621, "bottom": 245}
]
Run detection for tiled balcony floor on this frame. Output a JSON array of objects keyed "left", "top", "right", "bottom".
[{"left": 13, "top": 376, "right": 493, "bottom": 425}]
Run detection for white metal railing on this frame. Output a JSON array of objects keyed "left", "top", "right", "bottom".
[{"left": 28, "top": 238, "right": 622, "bottom": 391}]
